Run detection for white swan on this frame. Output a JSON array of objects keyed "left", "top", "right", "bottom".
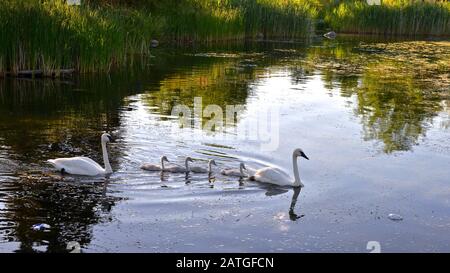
[
  {"left": 249, "top": 148, "right": 309, "bottom": 187},
  {"left": 187, "top": 158, "right": 217, "bottom": 173},
  {"left": 221, "top": 162, "right": 247, "bottom": 177},
  {"left": 47, "top": 133, "right": 113, "bottom": 176},
  {"left": 141, "top": 156, "right": 169, "bottom": 171},
  {"left": 164, "top": 157, "right": 192, "bottom": 173}
]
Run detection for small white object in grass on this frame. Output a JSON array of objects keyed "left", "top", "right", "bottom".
[
  {"left": 367, "top": 0, "right": 381, "bottom": 5},
  {"left": 32, "top": 223, "right": 51, "bottom": 231},
  {"left": 67, "top": 0, "right": 81, "bottom": 5},
  {"left": 388, "top": 213, "right": 403, "bottom": 221}
]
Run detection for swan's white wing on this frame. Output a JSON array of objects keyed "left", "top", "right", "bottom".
[
  {"left": 47, "top": 157, "right": 105, "bottom": 176},
  {"left": 253, "top": 167, "right": 294, "bottom": 186},
  {"left": 246, "top": 167, "right": 257, "bottom": 176}
]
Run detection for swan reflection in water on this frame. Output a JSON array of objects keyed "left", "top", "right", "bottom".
[
  {"left": 288, "top": 186, "right": 303, "bottom": 221},
  {"left": 264, "top": 185, "right": 304, "bottom": 221},
  {"left": 156, "top": 169, "right": 303, "bottom": 220}
]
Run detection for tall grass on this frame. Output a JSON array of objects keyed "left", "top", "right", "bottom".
[
  {"left": 326, "top": 1, "right": 450, "bottom": 36},
  {"left": 0, "top": 0, "right": 163, "bottom": 74},
  {"left": 160, "top": 0, "right": 316, "bottom": 43},
  {"left": 161, "top": 0, "right": 245, "bottom": 43},
  {"left": 2, "top": 0, "right": 449, "bottom": 75},
  {"left": 243, "top": 0, "right": 317, "bottom": 39},
  {"left": 0, "top": 0, "right": 316, "bottom": 74}
]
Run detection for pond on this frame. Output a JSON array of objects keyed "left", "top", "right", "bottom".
[{"left": 0, "top": 36, "right": 449, "bottom": 253}]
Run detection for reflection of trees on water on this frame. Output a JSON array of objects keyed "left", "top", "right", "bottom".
[
  {"left": 141, "top": 41, "right": 448, "bottom": 153},
  {"left": 1, "top": 179, "right": 121, "bottom": 252},
  {"left": 0, "top": 76, "right": 129, "bottom": 162},
  {"left": 302, "top": 41, "right": 448, "bottom": 153},
  {"left": 355, "top": 63, "right": 443, "bottom": 153},
  {"left": 141, "top": 57, "right": 255, "bottom": 127}
]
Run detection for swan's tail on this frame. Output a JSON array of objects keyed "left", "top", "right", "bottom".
[{"left": 248, "top": 175, "right": 256, "bottom": 181}]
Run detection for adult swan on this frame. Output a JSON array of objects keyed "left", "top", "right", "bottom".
[
  {"left": 47, "top": 133, "right": 113, "bottom": 176},
  {"left": 249, "top": 148, "right": 309, "bottom": 187}
]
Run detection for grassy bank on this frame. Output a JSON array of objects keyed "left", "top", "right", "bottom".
[
  {"left": 0, "top": 0, "right": 163, "bottom": 74},
  {"left": 0, "top": 0, "right": 316, "bottom": 74},
  {"left": 1, "top": 0, "right": 449, "bottom": 75},
  {"left": 326, "top": 0, "right": 450, "bottom": 36}
]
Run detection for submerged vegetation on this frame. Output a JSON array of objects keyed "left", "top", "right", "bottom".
[{"left": 0, "top": 0, "right": 449, "bottom": 74}]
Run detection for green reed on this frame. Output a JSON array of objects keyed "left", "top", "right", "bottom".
[
  {"left": 0, "top": 0, "right": 316, "bottom": 74},
  {"left": 160, "top": 0, "right": 316, "bottom": 43},
  {"left": 0, "top": 0, "right": 163, "bottom": 74},
  {"left": 242, "top": 0, "right": 317, "bottom": 39},
  {"left": 326, "top": 1, "right": 450, "bottom": 36}
]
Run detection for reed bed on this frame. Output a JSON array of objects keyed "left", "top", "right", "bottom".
[
  {"left": 0, "top": 0, "right": 163, "bottom": 74},
  {"left": 1, "top": 0, "right": 449, "bottom": 75},
  {"left": 242, "top": 0, "right": 317, "bottom": 39},
  {"left": 159, "top": 0, "right": 316, "bottom": 43},
  {"left": 326, "top": 1, "right": 450, "bottom": 36},
  {"left": 0, "top": 0, "right": 315, "bottom": 74}
]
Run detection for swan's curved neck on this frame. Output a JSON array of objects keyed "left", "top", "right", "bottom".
[
  {"left": 208, "top": 161, "right": 213, "bottom": 173},
  {"left": 161, "top": 157, "right": 165, "bottom": 170},
  {"left": 239, "top": 164, "right": 244, "bottom": 176},
  {"left": 185, "top": 158, "right": 190, "bottom": 172},
  {"left": 102, "top": 140, "right": 112, "bottom": 174},
  {"left": 292, "top": 154, "right": 302, "bottom": 187}
]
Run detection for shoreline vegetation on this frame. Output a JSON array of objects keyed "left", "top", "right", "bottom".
[{"left": 0, "top": 0, "right": 449, "bottom": 76}]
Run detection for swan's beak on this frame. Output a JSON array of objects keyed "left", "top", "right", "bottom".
[
  {"left": 301, "top": 152, "right": 309, "bottom": 160},
  {"left": 107, "top": 135, "right": 113, "bottom": 142}
]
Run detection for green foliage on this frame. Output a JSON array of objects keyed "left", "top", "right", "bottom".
[
  {"left": 0, "top": 0, "right": 163, "bottom": 73},
  {"left": 326, "top": 1, "right": 450, "bottom": 36},
  {"left": 1, "top": 0, "right": 449, "bottom": 74},
  {"left": 0, "top": 0, "right": 316, "bottom": 73}
]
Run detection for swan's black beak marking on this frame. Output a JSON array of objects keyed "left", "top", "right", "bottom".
[
  {"left": 301, "top": 152, "right": 309, "bottom": 160},
  {"left": 107, "top": 135, "right": 113, "bottom": 142}
]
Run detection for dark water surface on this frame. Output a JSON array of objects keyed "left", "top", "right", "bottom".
[{"left": 0, "top": 37, "right": 449, "bottom": 252}]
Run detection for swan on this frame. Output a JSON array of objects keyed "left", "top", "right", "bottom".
[
  {"left": 164, "top": 157, "right": 192, "bottom": 173},
  {"left": 221, "top": 162, "right": 247, "bottom": 177},
  {"left": 141, "top": 156, "right": 169, "bottom": 171},
  {"left": 47, "top": 133, "right": 113, "bottom": 176},
  {"left": 249, "top": 148, "right": 309, "bottom": 187},
  {"left": 187, "top": 158, "right": 217, "bottom": 173}
]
